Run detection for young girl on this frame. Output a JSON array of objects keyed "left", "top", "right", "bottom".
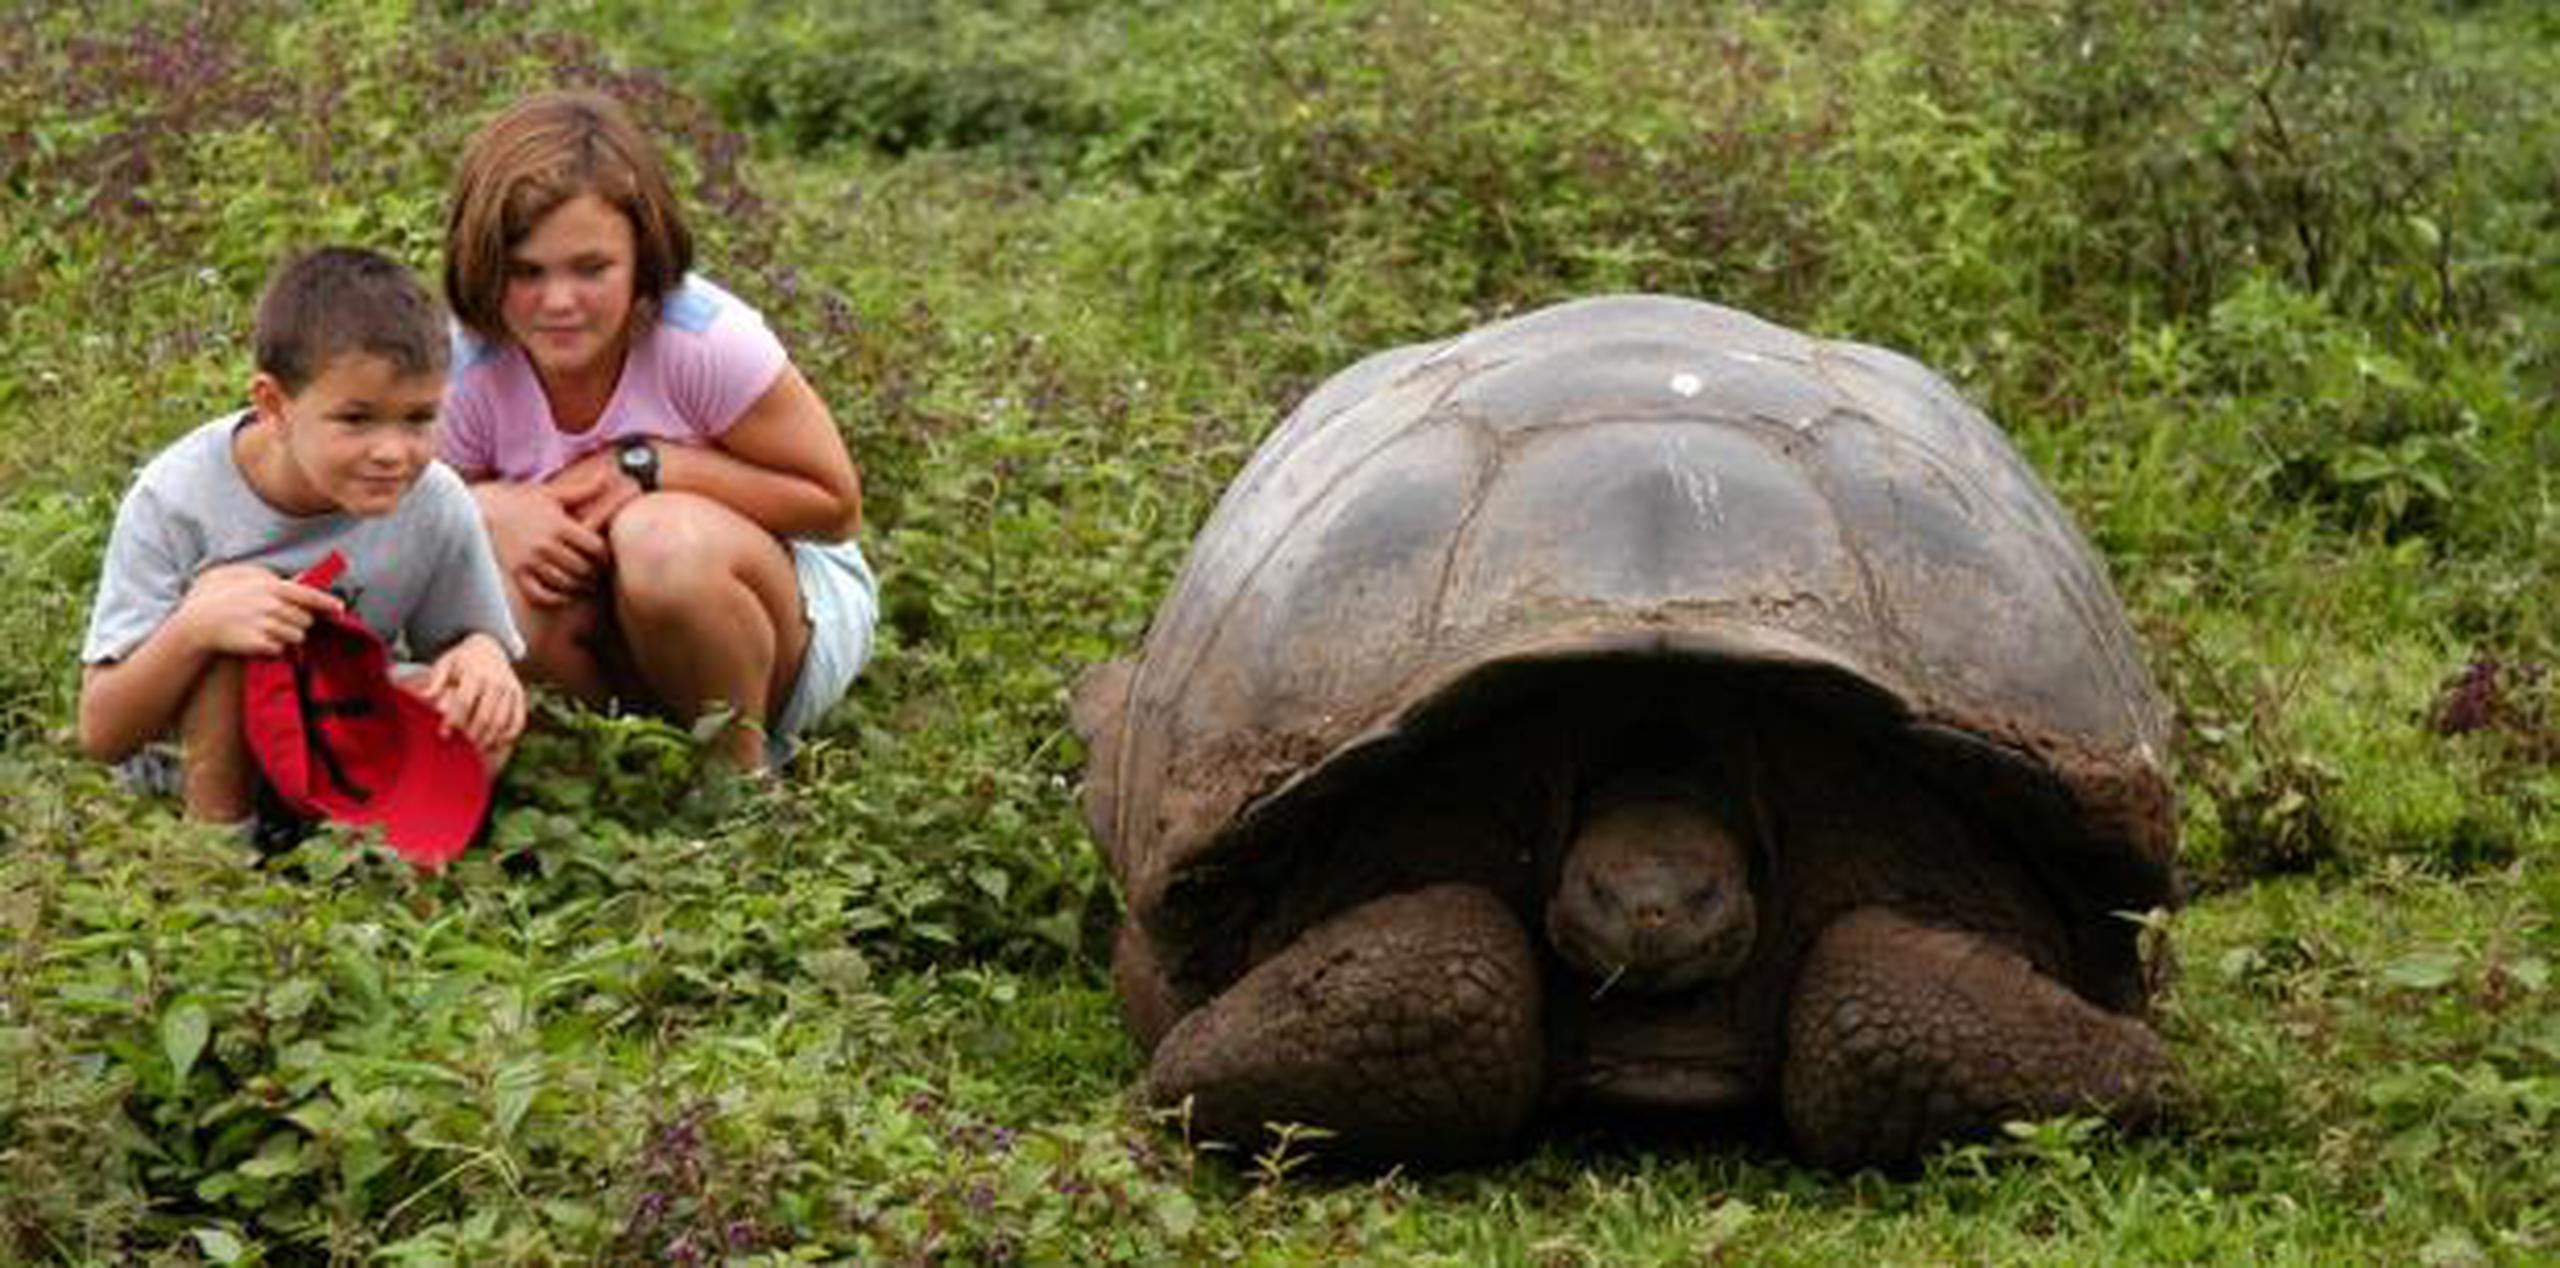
[{"left": 440, "top": 90, "right": 875, "bottom": 770}]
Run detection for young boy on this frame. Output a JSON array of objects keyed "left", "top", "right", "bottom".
[{"left": 78, "top": 246, "right": 526, "bottom": 834}]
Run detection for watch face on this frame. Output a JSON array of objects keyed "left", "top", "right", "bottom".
[{"left": 618, "top": 442, "right": 656, "bottom": 489}]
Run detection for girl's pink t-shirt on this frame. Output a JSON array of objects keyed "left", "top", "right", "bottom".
[{"left": 439, "top": 277, "right": 789, "bottom": 482}]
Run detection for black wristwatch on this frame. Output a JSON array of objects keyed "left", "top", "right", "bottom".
[{"left": 615, "top": 438, "right": 660, "bottom": 493}]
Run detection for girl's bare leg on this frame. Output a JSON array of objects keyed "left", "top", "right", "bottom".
[{"left": 604, "top": 492, "right": 809, "bottom": 769}]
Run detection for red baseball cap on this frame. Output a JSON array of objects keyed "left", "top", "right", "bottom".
[{"left": 241, "top": 551, "right": 492, "bottom": 868}]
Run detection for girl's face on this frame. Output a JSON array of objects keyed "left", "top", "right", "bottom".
[{"left": 500, "top": 192, "right": 639, "bottom": 388}]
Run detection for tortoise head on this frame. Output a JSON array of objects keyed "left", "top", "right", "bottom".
[{"left": 1544, "top": 772, "right": 1758, "bottom": 995}]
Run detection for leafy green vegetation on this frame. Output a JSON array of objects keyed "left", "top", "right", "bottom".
[{"left": 4, "top": 0, "right": 2555, "bottom": 1260}]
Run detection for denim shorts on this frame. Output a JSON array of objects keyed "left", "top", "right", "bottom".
[{"left": 770, "top": 536, "right": 879, "bottom": 766}]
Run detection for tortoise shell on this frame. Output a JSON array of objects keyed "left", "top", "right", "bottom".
[{"left": 1079, "top": 295, "right": 2175, "bottom": 998}]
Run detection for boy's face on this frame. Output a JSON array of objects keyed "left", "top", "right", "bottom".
[
  {"left": 501, "top": 192, "right": 639, "bottom": 388},
  {"left": 251, "top": 353, "right": 444, "bottom": 517}
]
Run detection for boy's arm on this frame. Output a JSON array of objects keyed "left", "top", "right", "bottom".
[
  {"left": 404, "top": 477, "right": 529, "bottom": 757},
  {"left": 78, "top": 566, "right": 343, "bottom": 761},
  {"left": 79, "top": 630, "right": 213, "bottom": 762},
  {"left": 81, "top": 481, "right": 220, "bottom": 762},
  {"left": 408, "top": 467, "right": 529, "bottom": 662},
  {"left": 412, "top": 632, "right": 525, "bottom": 754}
]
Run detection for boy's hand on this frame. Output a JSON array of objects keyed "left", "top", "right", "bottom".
[
  {"left": 476, "top": 481, "right": 606, "bottom": 607},
  {"left": 413, "top": 633, "right": 526, "bottom": 756},
  {"left": 177, "top": 564, "right": 344, "bottom": 657},
  {"left": 549, "top": 448, "right": 644, "bottom": 534}
]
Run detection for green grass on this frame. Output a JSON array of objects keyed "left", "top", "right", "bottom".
[{"left": 4, "top": 0, "right": 2556, "bottom": 1261}]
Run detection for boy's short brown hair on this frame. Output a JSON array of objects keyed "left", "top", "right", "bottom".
[
  {"left": 443, "top": 89, "right": 694, "bottom": 344},
  {"left": 254, "top": 247, "right": 450, "bottom": 394}
]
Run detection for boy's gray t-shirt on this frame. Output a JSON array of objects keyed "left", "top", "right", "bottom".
[{"left": 83, "top": 411, "right": 525, "bottom": 666}]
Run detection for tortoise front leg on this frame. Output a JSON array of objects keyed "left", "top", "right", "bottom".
[
  {"left": 1781, "top": 907, "right": 2175, "bottom": 1170},
  {"left": 1111, "top": 917, "right": 1191, "bottom": 1054},
  {"left": 1145, "top": 882, "right": 1544, "bottom": 1167}
]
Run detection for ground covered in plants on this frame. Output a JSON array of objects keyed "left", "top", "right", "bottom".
[{"left": 4, "top": 1, "right": 2556, "bottom": 1262}]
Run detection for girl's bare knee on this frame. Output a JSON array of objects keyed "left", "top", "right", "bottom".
[{"left": 612, "top": 497, "right": 794, "bottom": 623}]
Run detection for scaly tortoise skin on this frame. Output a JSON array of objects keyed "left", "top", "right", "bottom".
[{"left": 1075, "top": 295, "right": 2178, "bottom": 1169}]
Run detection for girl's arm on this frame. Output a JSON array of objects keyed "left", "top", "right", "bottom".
[
  {"left": 471, "top": 478, "right": 608, "bottom": 606},
  {"left": 565, "top": 364, "right": 863, "bottom": 541}
]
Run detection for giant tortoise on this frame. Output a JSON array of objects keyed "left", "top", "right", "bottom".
[{"left": 1074, "top": 295, "right": 2179, "bottom": 1170}]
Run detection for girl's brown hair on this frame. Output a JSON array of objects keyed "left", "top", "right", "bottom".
[{"left": 443, "top": 90, "right": 694, "bottom": 343}]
